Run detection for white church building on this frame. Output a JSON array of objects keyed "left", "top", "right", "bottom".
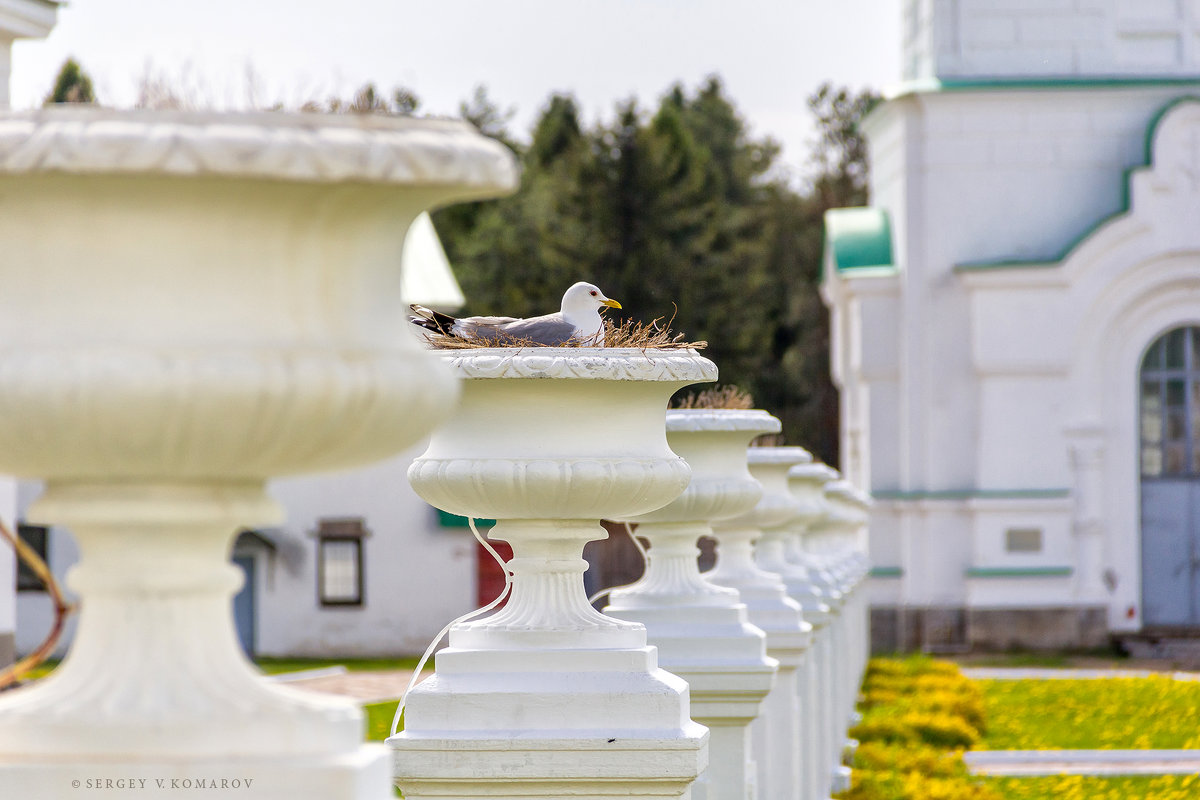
[{"left": 824, "top": 0, "right": 1200, "bottom": 652}]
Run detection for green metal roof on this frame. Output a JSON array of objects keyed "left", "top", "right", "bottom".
[{"left": 824, "top": 207, "right": 895, "bottom": 274}]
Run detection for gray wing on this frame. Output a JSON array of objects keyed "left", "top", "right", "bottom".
[{"left": 501, "top": 315, "right": 579, "bottom": 345}]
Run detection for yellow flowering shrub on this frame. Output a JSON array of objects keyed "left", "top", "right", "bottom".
[
  {"left": 840, "top": 658, "right": 997, "bottom": 800},
  {"left": 851, "top": 710, "right": 981, "bottom": 749},
  {"left": 852, "top": 742, "right": 968, "bottom": 778}
]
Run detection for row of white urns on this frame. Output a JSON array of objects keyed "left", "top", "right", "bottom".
[
  {"left": 0, "top": 108, "right": 865, "bottom": 800},
  {"left": 392, "top": 349, "right": 873, "bottom": 800}
]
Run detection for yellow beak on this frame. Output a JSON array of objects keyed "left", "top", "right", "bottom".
[{"left": 601, "top": 298, "right": 622, "bottom": 309}]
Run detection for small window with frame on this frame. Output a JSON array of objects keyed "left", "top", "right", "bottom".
[
  {"left": 15, "top": 524, "right": 50, "bottom": 592},
  {"left": 317, "top": 518, "right": 367, "bottom": 607}
]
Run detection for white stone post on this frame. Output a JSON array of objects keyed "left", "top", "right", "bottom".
[
  {"left": 749, "top": 448, "right": 835, "bottom": 800},
  {"left": 817, "top": 479, "right": 870, "bottom": 794},
  {"left": 605, "top": 409, "right": 782, "bottom": 800},
  {"left": 706, "top": 448, "right": 812, "bottom": 800},
  {"left": 0, "top": 108, "right": 517, "bottom": 799},
  {"left": 392, "top": 350, "right": 713, "bottom": 800}
]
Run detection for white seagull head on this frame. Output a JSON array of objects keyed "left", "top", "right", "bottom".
[{"left": 559, "top": 282, "right": 621, "bottom": 344}]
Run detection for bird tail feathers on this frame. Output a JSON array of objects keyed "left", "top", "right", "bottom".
[{"left": 408, "top": 304, "right": 459, "bottom": 336}]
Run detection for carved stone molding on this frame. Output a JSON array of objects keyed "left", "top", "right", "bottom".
[
  {"left": 0, "top": 108, "right": 518, "bottom": 195},
  {"left": 441, "top": 347, "right": 716, "bottom": 382}
]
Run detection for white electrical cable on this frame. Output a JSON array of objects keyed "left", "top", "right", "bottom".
[
  {"left": 586, "top": 522, "right": 649, "bottom": 605},
  {"left": 389, "top": 517, "right": 513, "bottom": 737}
]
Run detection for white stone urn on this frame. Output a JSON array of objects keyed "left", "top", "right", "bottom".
[
  {"left": 706, "top": 447, "right": 812, "bottom": 800},
  {"left": 392, "top": 348, "right": 715, "bottom": 800},
  {"left": 604, "top": 408, "right": 782, "bottom": 800},
  {"left": 0, "top": 108, "right": 517, "bottom": 798}
]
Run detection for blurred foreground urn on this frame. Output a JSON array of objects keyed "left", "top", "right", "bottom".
[
  {"left": 705, "top": 446, "right": 812, "bottom": 800},
  {"left": 394, "top": 349, "right": 714, "bottom": 800},
  {"left": 605, "top": 409, "right": 782, "bottom": 800},
  {"left": 0, "top": 108, "right": 516, "bottom": 799}
]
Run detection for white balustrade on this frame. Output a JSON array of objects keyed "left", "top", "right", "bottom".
[
  {"left": 605, "top": 409, "right": 782, "bottom": 800},
  {"left": 706, "top": 448, "right": 811, "bottom": 800}
]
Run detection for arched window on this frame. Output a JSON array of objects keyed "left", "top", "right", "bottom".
[{"left": 1140, "top": 326, "right": 1200, "bottom": 478}]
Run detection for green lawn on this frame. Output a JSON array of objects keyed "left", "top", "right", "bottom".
[
  {"left": 253, "top": 656, "right": 422, "bottom": 675},
  {"left": 977, "top": 676, "right": 1200, "bottom": 750},
  {"left": 364, "top": 699, "right": 403, "bottom": 741},
  {"left": 983, "top": 774, "right": 1200, "bottom": 800}
]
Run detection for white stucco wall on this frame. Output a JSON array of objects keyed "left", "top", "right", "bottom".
[
  {"left": 904, "top": 0, "right": 1200, "bottom": 81},
  {"left": 258, "top": 445, "right": 478, "bottom": 657},
  {"left": 0, "top": 41, "right": 11, "bottom": 107}
]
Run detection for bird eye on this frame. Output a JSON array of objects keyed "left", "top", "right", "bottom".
[{"left": 590, "top": 290, "right": 598, "bottom": 296}]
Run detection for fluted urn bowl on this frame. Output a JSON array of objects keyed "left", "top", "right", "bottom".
[
  {"left": 409, "top": 349, "right": 717, "bottom": 520},
  {"left": 0, "top": 108, "right": 518, "bottom": 480},
  {"left": 0, "top": 107, "right": 517, "bottom": 794},
  {"left": 628, "top": 409, "right": 780, "bottom": 525}
]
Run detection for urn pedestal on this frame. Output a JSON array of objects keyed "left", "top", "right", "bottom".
[
  {"left": 392, "top": 350, "right": 714, "bottom": 800},
  {"left": 784, "top": 461, "right": 846, "bottom": 800},
  {"left": 705, "top": 449, "right": 812, "bottom": 800},
  {"left": 747, "top": 448, "right": 839, "bottom": 800},
  {"left": 806, "top": 475, "right": 869, "bottom": 796},
  {"left": 604, "top": 409, "right": 782, "bottom": 800},
  {"left": 0, "top": 109, "right": 517, "bottom": 798}
]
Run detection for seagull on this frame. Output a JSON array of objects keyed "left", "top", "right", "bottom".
[{"left": 409, "top": 281, "right": 622, "bottom": 346}]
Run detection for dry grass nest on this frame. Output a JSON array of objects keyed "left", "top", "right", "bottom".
[
  {"left": 673, "top": 385, "right": 754, "bottom": 410},
  {"left": 418, "top": 314, "right": 707, "bottom": 351}
]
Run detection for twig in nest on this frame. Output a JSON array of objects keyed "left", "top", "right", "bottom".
[
  {"left": 601, "top": 311, "right": 707, "bottom": 350},
  {"left": 673, "top": 385, "right": 755, "bottom": 410},
  {"left": 0, "top": 520, "right": 77, "bottom": 690}
]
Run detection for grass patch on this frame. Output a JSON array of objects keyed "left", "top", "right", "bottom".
[
  {"left": 364, "top": 699, "right": 402, "bottom": 741},
  {"left": 253, "top": 656, "right": 422, "bottom": 675},
  {"left": 984, "top": 774, "right": 1200, "bottom": 800},
  {"left": 977, "top": 676, "right": 1200, "bottom": 750}
]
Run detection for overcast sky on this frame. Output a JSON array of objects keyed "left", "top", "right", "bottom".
[{"left": 10, "top": 0, "right": 901, "bottom": 180}]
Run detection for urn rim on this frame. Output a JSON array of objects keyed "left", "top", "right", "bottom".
[
  {"left": 437, "top": 347, "right": 717, "bottom": 382},
  {"left": 746, "top": 445, "right": 813, "bottom": 465},
  {"left": 664, "top": 408, "right": 781, "bottom": 434},
  {"left": 0, "top": 107, "right": 518, "bottom": 195}
]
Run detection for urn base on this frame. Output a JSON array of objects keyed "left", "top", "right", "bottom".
[{"left": 391, "top": 646, "right": 708, "bottom": 799}]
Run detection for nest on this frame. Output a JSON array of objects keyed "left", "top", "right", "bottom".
[
  {"left": 673, "top": 385, "right": 755, "bottom": 410},
  {"left": 750, "top": 433, "right": 787, "bottom": 447},
  {"left": 418, "top": 314, "right": 707, "bottom": 351}
]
